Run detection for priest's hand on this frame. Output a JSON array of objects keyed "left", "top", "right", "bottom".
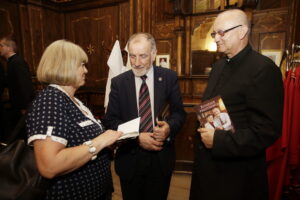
[{"left": 198, "top": 128, "right": 215, "bottom": 149}]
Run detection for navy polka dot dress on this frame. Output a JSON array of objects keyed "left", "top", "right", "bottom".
[{"left": 26, "top": 85, "right": 112, "bottom": 200}]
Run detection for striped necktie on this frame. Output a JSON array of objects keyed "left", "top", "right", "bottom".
[{"left": 139, "top": 75, "right": 153, "bottom": 132}]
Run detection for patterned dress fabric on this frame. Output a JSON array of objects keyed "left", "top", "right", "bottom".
[{"left": 26, "top": 85, "right": 112, "bottom": 200}]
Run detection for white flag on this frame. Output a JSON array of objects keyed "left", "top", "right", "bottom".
[
  {"left": 104, "top": 40, "right": 124, "bottom": 109},
  {"left": 124, "top": 42, "right": 132, "bottom": 71}
]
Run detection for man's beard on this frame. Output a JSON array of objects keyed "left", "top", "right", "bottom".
[{"left": 132, "top": 66, "right": 148, "bottom": 77}]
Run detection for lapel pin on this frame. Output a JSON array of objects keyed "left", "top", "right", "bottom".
[{"left": 158, "top": 77, "right": 163, "bottom": 81}]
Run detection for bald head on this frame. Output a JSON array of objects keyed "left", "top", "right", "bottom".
[
  {"left": 216, "top": 9, "right": 249, "bottom": 29},
  {"left": 213, "top": 9, "right": 250, "bottom": 58}
]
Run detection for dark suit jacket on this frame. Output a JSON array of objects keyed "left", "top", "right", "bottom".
[
  {"left": 190, "top": 45, "right": 284, "bottom": 200},
  {"left": 104, "top": 66, "right": 186, "bottom": 180},
  {"left": 7, "top": 54, "right": 34, "bottom": 110}
]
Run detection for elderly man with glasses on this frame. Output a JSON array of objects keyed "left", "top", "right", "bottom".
[{"left": 190, "top": 9, "right": 284, "bottom": 200}]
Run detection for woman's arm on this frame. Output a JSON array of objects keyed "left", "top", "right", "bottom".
[{"left": 33, "top": 129, "right": 121, "bottom": 179}]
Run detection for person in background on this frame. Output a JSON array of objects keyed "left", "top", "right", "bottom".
[
  {"left": 104, "top": 32, "right": 186, "bottom": 200},
  {"left": 0, "top": 36, "right": 34, "bottom": 141},
  {"left": 26, "top": 39, "right": 122, "bottom": 200},
  {"left": 190, "top": 9, "right": 284, "bottom": 200}
]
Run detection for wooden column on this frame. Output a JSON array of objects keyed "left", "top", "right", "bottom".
[
  {"left": 174, "top": 15, "right": 185, "bottom": 76},
  {"left": 129, "top": 0, "right": 152, "bottom": 33},
  {"left": 185, "top": 16, "right": 191, "bottom": 76}
]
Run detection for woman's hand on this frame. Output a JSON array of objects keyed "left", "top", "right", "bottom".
[{"left": 94, "top": 130, "right": 123, "bottom": 148}]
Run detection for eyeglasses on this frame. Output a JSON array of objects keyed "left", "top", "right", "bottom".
[{"left": 210, "top": 25, "right": 242, "bottom": 38}]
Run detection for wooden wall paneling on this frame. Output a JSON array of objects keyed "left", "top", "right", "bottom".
[
  {"left": 152, "top": 21, "right": 176, "bottom": 39},
  {"left": 26, "top": 5, "right": 45, "bottom": 74},
  {"left": 118, "top": 2, "right": 130, "bottom": 48},
  {"left": 141, "top": 0, "right": 151, "bottom": 33},
  {"left": 41, "top": 9, "right": 65, "bottom": 48},
  {"left": 251, "top": 8, "right": 288, "bottom": 51},
  {"left": 155, "top": 38, "right": 173, "bottom": 68},
  {"left": 178, "top": 78, "right": 186, "bottom": 96},
  {"left": 179, "top": 76, "right": 207, "bottom": 98},
  {"left": 259, "top": 32, "right": 286, "bottom": 51},
  {"left": 155, "top": 39, "right": 173, "bottom": 53},
  {"left": 280, "top": 0, "right": 290, "bottom": 7},
  {"left": 258, "top": 0, "right": 290, "bottom": 9},
  {"left": 294, "top": 0, "right": 300, "bottom": 46},
  {"left": 178, "top": 77, "right": 192, "bottom": 97},
  {"left": 18, "top": 5, "right": 35, "bottom": 75},
  {"left": 22, "top": 5, "right": 65, "bottom": 76},
  {"left": 131, "top": 0, "right": 142, "bottom": 33},
  {"left": 128, "top": 0, "right": 151, "bottom": 33},
  {"left": 65, "top": 6, "right": 118, "bottom": 90},
  {"left": 65, "top": 5, "right": 120, "bottom": 115},
  {"left": 97, "top": 5, "right": 119, "bottom": 88},
  {"left": 121, "top": 0, "right": 152, "bottom": 42},
  {"left": 191, "top": 50, "right": 215, "bottom": 75},
  {"left": 288, "top": 0, "right": 300, "bottom": 50},
  {"left": 152, "top": 21, "right": 177, "bottom": 71},
  {"left": 258, "top": 0, "right": 281, "bottom": 9},
  {"left": 129, "top": 0, "right": 134, "bottom": 35},
  {"left": 174, "top": 106, "right": 196, "bottom": 172},
  {"left": 252, "top": 9, "right": 288, "bottom": 31},
  {"left": 36, "top": 0, "right": 129, "bottom": 12},
  {"left": 152, "top": 0, "right": 175, "bottom": 24},
  {"left": 151, "top": 0, "right": 177, "bottom": 72},
  {"left": 18, "top": 2, "right": 64, "bottom": 90},
  {"left": 192, "top": 77, "right": 207, "bottom": 98}
]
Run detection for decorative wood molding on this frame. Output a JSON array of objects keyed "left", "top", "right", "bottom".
[
  {"left": 153, "top": 23, "right": 175, "bottom": 38},
  {"left": 49, "top": 0, "right": 71, "bottom": 2},
  {"left": 252, "top": 8, "right": 287, "bottom": 32},
  {"left": 259, "top": 32, "right": 286, "bottom": 52},
  {"left": 15, "top": 0, "right": 129, "bottom": 12},
  {"left": 86, "top": 44, "right": 95, "bottom": 55}
]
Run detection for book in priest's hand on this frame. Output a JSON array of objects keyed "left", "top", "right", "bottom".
[{"left": 194, "top": 96, "right": 235, "bottom": 133}]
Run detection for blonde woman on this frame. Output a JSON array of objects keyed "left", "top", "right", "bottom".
[{"left": 26, "top": 40, "right": 122, "bottom": 200}]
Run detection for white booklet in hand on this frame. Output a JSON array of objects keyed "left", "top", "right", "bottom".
[{"left": 117, "top": 117, "right": 140, "bottom": 140}]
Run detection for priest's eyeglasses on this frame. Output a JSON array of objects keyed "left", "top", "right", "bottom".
[{"left": 210, "top": 25, "right": 242, "bottom": 39}]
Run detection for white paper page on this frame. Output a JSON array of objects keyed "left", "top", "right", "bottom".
[{"left": 117, "top": 117, "right": 140, "bottom": 140}]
